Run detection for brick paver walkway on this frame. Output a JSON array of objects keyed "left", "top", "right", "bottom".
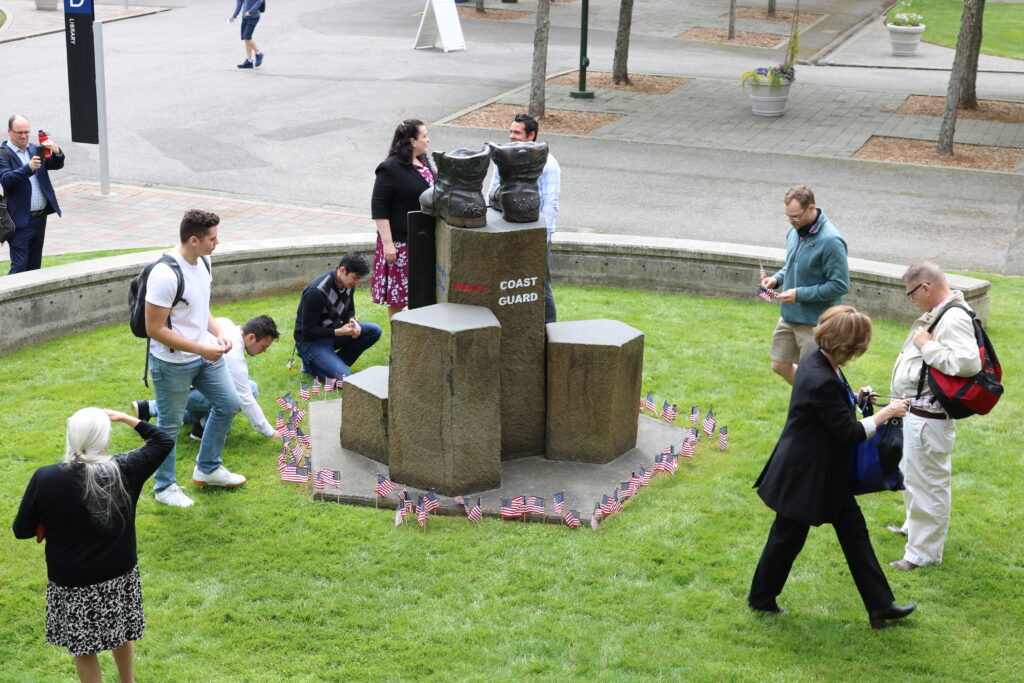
[
  {"left": 39, "top": 182, "right": 374, "bottom": 257},
  {"left": 0, "top": 0, "right": 166, "bottom": 43}
]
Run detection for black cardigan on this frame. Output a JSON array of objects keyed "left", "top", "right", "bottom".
[
  {"left": 370, "top": 155, "right": 432, "bottom": 243},
  {"left": 12, "top": 421, "right": 174, "bottom": 587}
]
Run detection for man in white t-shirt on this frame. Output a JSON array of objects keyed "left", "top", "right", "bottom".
[
  {"left": 145, "top": 209, "right": 244, "bottom": 508},
  {"left": 133, "top": 315, "right": 282, "bottom": 443}
]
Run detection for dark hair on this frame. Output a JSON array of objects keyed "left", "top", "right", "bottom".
[
  {"left": 242, "top": 315, "right": 280, "bottom": 340},
  {"left": 179, "top": 209, "right": 220, "bottom": 243},
  {"left": 338, "top": 251, "right": 370, "bottom": 276},
  {"left": 388, "top": 118, "right": 427, "bottom": 165},
  {"left": 513, "top": 113, "right": 539, "bottom": 140}
]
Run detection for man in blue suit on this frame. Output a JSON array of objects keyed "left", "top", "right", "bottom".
[{"left": 1, "top": 114, "right": 65, "bottom": 274}]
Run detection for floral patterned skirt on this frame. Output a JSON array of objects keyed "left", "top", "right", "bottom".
[
  {"left": 370, "top": 234, "right": 409, "bottom": 307},
  {"left": 46, "top": 565, "right": 145, "bottom": 656}
]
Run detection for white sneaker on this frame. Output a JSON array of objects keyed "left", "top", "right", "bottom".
[
  {"left": 192, "top": 466, "right": 246, "bottom": 488},
  {"left": 155, "top": 484, "right": 195, "bottom": 507}
]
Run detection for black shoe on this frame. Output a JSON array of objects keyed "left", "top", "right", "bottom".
[
  {"left": 869, "top": 603, "right": 916, "bottom": 629},
  {"left": 748, "top": 601, "right": 787, "bottom": 614},
  {"left": 189, "top": 422, "right": 205, "bottom": 442},
  {"left": 131, "top": 400, "right": 151, "bottom": 422}
]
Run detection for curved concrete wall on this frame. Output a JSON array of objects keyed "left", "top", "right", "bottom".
[{"left": 0, "top": 233, "right": 990, "bottom": 356}]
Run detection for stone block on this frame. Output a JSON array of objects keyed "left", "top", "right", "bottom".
[
  {"left": 388, "top": 303, "right": 503, "bottom": 496},
  {"left": 340, "top": 365, "right": 389, "bottom": 465},
  {"left": 435, "top": 209, "right": 547, "bottom": 460},
  {"left": 545, "top": 319, "right": 644, "bottom": 464}
]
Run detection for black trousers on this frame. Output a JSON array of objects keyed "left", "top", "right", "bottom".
[{"left": 748, "top": 498, "right": 894, "bottom": 613}]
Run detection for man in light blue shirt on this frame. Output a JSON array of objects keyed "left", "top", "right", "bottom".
[{"left": 489, "top": 113, "right": 561, "bottom": 323}]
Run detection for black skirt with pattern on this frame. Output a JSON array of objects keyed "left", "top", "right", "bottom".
[{"left": 45, "top": 565, "right": 145, "bottom": 656}]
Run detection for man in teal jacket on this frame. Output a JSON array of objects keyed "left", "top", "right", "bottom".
[{"left": 760, "top": 185, "right": 850, "bottom": 384}]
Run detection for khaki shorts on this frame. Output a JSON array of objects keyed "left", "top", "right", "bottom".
[{"left": 770, "top": 318, "right": 816, "bottom": 364}]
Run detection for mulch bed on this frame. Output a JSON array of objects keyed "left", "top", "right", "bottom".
[
  {"left": 853, "top": 136, "right": 1024, "bottom": 173},
  {"left": 449, "top": 103, "right": 623, "bottom": 136},
  {"left": 678, "top": 27, "right": 787, "bottom": 48},
  {"left": 457, "top": 6, "right": 531, "bottom": 21},
  {"left": 728, "top": 7, "right": 823, "bottom": 24},
  {"left": 896, "top": 96, "right": 1024, "bottom": 125},
  {"left": 547, "top": 71, "right": 691, "bottom": 95}
]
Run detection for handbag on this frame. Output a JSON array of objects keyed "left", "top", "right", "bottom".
[
  {"left": 0, "top": 196, "right": 15, "bottom": 245},
  {"left": 849, "top": 399, "right": 905, "bottom": 495}
]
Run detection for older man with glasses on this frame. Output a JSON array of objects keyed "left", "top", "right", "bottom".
[
  {"left": 886, "top": 261, "right": 981, "bottom": 571},
  {"left": 0, "top": 114, "right": 65, "bottom": 274},
  {"left": 760, "top": 185, "right": 850, "bottom": 385}
]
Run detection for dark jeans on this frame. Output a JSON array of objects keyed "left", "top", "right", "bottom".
[
  {"left": 749, "top": 498, "right": 895, "bottom": 613},
  {"left": 7, "top": 213, "right": 47, "bottom": 274},
  {"left": 296, "top": 322, "right": 382, "bottom": 380}
]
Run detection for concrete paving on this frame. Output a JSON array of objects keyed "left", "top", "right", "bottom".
[{"left": 0, "top": 0, "right": 1021, "bottom": 277}]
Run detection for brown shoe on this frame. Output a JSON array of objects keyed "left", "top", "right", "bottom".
[
  {"left": 889, "top": 559, "right": 921, "bottom": 571},
  {"left": 886, "top": 525, "right": 908, "bottom": 536}
]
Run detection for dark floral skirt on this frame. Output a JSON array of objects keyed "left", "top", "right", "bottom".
[
  {"left": 46, "top": 565, "right": 145, "bottom": 656},
  {"left": 370, "top": 235, "right": 409, "bottom": 307}
]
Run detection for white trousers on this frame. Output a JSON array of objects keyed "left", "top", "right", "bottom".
[{"left": 900, "top": 412, "right": 957, "bottom": 566}]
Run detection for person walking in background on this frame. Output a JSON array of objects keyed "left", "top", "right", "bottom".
[
  {"left": 230, "top": 0, "right": 264, "bottom": 69},
  {"left": 0, "top": 114, "right": 64, "bottom": 274},
  {"left": 749, "top": 306, "right": 916, "bottom": 629},
  {"left": 13, "top": 408, "right": 173, "bottom": 682},
  {"left": 761, "top": 185, "right": 849, "bottom": 385},
  {"left": 371, "top": 119, "right": 434, "bottom": 320}
]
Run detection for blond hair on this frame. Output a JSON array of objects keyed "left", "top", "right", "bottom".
[{"left": 814, "top": 305, "right": 872, "bottom": 366}]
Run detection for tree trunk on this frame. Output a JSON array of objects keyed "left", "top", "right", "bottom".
[
  {"left": 475, "top": 0, "right": 485, "bottom": 13},
  {"left": 937, "top": 0, "right": 983, "bottom": 155},
  {"left": 728, "top": 0, "right": 737, "bottom": 40},
  {"left": 784, "top": 0, "right": 800, "bottom": 66},
  {"left": 528, "top": 0, "right": 552, "bottom": 119},
  {"left": 612, "top": 0, "right": 635, "bottom": 84},
  {"left": 767, "top": 0, "right": 776, "bottom": 18},
  {"left": 959, "top": 0, "right": 985, "bottom": 109}
]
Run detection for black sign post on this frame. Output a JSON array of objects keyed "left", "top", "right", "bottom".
[{"left": 64, "top": 0, "right": 98, "bottom": 144}]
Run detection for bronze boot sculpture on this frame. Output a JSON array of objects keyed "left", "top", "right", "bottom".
[
  {"left": 486, "top": 141, "right": 549, "bottom": 223},
  {"left": 419, "top": 146, "right": 490, "bottom": 229}
]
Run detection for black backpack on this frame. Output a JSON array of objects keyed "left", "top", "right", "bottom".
[{"left": 128, "top": 254, "right": 211, "bottom": 384}]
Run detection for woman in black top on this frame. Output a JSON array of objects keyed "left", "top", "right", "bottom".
[
  {"left": 13, "top": 407, "right": 173, "bottom": 682},
  {"left": 370, "top": 118, "right": 434, "bottom": 319},
  {"left": 749, "top": 306, "right": 916, "bottom": 629}
]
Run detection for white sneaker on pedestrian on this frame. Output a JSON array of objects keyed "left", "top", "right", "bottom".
[
  {"left": 155, "top": 484, "right": 195, "bottom": 507},
  {"left": 192, "top": 466, "right": 246, "bottom": 488}
]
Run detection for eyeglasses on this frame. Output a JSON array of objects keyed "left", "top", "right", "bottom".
[
  {"left": 784, "top": 207, "right": 808, "bottom": 222},
  {"left": 905, "top": 282, "right": 928, "bottom": 299},
  {"left": 10, "top": 130, "right": 30, "bottom": 136}
]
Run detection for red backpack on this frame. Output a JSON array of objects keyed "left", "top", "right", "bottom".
[{"left": 916, "top": 303, "right": 1003, "bottom": 419}]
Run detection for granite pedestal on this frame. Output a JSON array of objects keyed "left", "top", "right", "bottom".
[
  {"left": 435, "top": 209, "right": 547, "bottom": 460},
  {"left": 545, "top": 319, "right": 644, "bottom": 464},
  {"left": 388, "top": 303, "right": 503, "bottom": 496},
  {"left": 340, "top": 365, "right": 390, "bottom": 465}
]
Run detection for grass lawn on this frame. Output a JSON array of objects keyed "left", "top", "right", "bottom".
[
  {"left": 890, "top": 0, "right": 1024, "bottom": 59},
  {"left": 2, "top": 281, "right": 1022, "bottom": 680},
  {"left": 0, "top": 247, "right": 161, "bottom": 273}
]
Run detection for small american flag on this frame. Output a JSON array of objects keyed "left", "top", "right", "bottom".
[
  {"left": 401, "top": 489, "right": 414, "bottom": 514},
  {"left": 629, "top": 472, "right": 642, "bottom": 495},
  {"left": 299, "top": 382, "right": 310, "bottom": 401},
  {"left": 467, "top": 497, "right": 483, "bottom": 522},
  {"left": 690, "top": 405, "right": 700, "bottom": 424},
  {"left": 276, "top": 394, "right": 291, "bottom": 410},
  {"left": 311, "top": 377, "right": 320, "bottom": 396},
  {"left": 600, "top": 495, "right": 614, "bottom": 516},
  {"left": 526, "top": 496, "right": 545, "bottom": 515},
  {"left": 375, "top": 474, "right": 395, "bottom": 498},
  {"left": 666, "top": 403, "right": 679, "bottom": 422},
  {"left": 620, "top": 481, "right": 634, "bottom": 500},
  {"left": 417, "top": 497, "right": 428, "bottom": 526},
  {"left": 680, "top": 440, "right": 695, "bottom": 458},
  {"left": 424, "top": 491, "right": 439, "bottom": 512},
  {"left": 395, "top": 499, "right": 407, "bottom": 526},
  {"left": 687, "top": 427, "right": 700, "bottom": 445},
  {"left": 511, "top": 495, "right": 527, "bottom": 516},
  {"left": 291, "top": 442, "right": 304, "bottom": 461},
  {"left": 315, "top": 468, "right": 340, "bottom": 490},
  {"left": 653, "top": 454, "right": 670, "bottom": 473},
  {"left": 757, "top": 263, "right": 779, "bottom": 302},
  {"left": 293, "top": 409, "right": 306, "bottom": 424},
  {"left": 282, "top": 420, "right": 296, "bottom": 442},
  {"left": 718, "top": 426, "right": 729, "bottom": 451},
  {"left": 645, "top": 392, "right": 656, "bottom": 413},
  {"left": 702, "top": 408, "right": 716, "bottom": 439},
  {"left": 611, "top": 489, "right": 622, "bottom": 514},
  {"left": 453, "top": 495, "right": 465, "bottom": 507},
  {"left": 500, "top": 498, "right": 518, "bottom": 519},
  {"left": 591, "top": 505, "right": 601, "bottom": 530},
  {"left": 552, "top": 491, "right": 565, "bottom": 515},
  {"left": 275, "top": 411, "right": 285, "bottom": 432},
  {"left": 640, "top": 466, "right": 652, "bottom": 486},
  {"left": 564, "top": 509, "right": 580, "bottom": 529},
  {"left": 666, "top": 454, "right": 678, "bottom": 475},
  {"left": 325, "top": 377, "right": 336, "bottom": 393},
  {"left": 297, "top": 428, "right": 312, "bottom": 449},
  {"left": 661, "top": 444, "right": 674, "bottom": 456},
  {"left": 336, "top": 374, "right": 345, "bottom": 389},
  {"left": 281, "top": 463, "right": 309, "bottom": 483},
  {"left": 277, "top": 449, "right": 288, "bottom": 471}
]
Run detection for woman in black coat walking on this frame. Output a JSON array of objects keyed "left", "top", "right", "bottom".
[
  {"left": 749, "top": 305, "right": 915, "bottom": 629},
  {"left": 13, "top": 407, "right": 173, "bottom": 682}
]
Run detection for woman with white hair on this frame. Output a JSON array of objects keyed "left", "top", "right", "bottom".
[{"left": 13, "top": 407, "right": 173, "bottom": 682}]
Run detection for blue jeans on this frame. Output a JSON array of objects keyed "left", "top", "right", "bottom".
[
  {"left": 148, "top": 380, "right": 257, "bottom": 428},
  {"left": 296, "top": 322, "right": 382, "bottom": 380},
  {"left": 149, "top": 354, "right": 242, "bottom": 491}
]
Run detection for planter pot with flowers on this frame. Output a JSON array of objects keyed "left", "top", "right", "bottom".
[
  {"left": 885, "top": 5, "right": 925, "bottom": 56},
  {"left": 741, "top": 65, "right": 796, "bottom": 117}
]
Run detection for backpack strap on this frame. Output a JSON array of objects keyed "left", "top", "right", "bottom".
[{"left": 916, "top": 302, "right": 974, "bottom": 398}]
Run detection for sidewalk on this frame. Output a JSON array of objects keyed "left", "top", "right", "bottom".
[
  {"left": 35, "top": 182, "right": 374, "bottom": 257},
  {"left": 0, "top": 0, "right": 167, "bottom": 43}
]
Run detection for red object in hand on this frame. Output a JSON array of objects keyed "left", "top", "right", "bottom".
[
  {"left": 37, "top": 130, "right": 51, "bottom": 159},
  {"left": 35, "top": 521, "right": 46, "bottom": 543}
]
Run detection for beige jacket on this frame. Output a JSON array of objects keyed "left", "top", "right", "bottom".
[{"left": 891, "top": 291, "right": 982, "bottom": 404}]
